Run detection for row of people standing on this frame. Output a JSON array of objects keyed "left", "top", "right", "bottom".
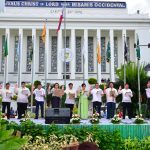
[
  {"left": 0, "top": 82, "right": 30, "bottom": 119},
  {"left": 1, "top": 81, "right": 150, "bottom": 120},
  {"left": 47, "top": 82, "right": 134, "bottom": 120}
]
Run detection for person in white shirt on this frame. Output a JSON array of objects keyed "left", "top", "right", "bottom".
[
  {"left": 65, "top": 83, "right": 76, "bottom": 118},
  {"left": 146, "top": 81, "right": 150, "bottom": 115},
  {"left": 105, "top": 82, "right": 118, "bottom": 119},
  {"left": 33, "top": 83, "right": 45, "bottom": 119},
  {"left": 90, "top": 83, "right": 104, "bottom": 116},
  {"left": 0, "top": 83, "right": 13, "bottom": 119},
  {"left": 15, "top": 82, "right": 30, "bottom": 119},
  {"left": 118, "top": 83, "right": 133, "bottom": 119}
]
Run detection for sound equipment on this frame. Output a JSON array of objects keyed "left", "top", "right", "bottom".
[{"left": 45, "top": 108, "right": 70, "bottom": 124}]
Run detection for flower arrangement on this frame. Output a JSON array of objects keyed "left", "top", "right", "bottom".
[
  {"left": 71, "top": 114, "right": 80, "bottom": 124},
  {"left": 90, "top": 112, "right": 100, "bottom": 124},
  {"left": 111, "top": 115, "right": 121, "bottom": 124},
  {"left": 12, "top": 95, "right": 17, "bottom": 101},
  {"left": 134, "top": 114, "right": 145, "bottom": 124}
]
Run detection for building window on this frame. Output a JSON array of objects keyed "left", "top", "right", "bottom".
[
  {"left": 26, "top": 36, "right": 32, "bottom": 72},
  {"left": 101, "top": 37, "right": 106, "bottom": 72},
  {"left": 76, "top": 37, "right": 82, "bottom": 73},
  {"left": 14, "top": 36, "right": 19, "bottom": 72},
  {"left": 88, "top": 37, "right": 94, "bottom": 72},
  {"left": 127, "top": 37, "right": 130, "bottom": 61},
  {"left": 1, "top": 35, "right": 5, "bottom": 73},
  {"left": 51, "top": 36, "right": 57, "bottom": 72},
  {"left": 39, "top": 36, "right": 45, "bottom": 72},
  {"left": 63, "top": 36, "right": 70, "bottom": 73},
  {"left": 114, "top": 37, "right": 118, "bottom": 71}
]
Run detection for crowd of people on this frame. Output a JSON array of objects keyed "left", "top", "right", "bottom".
[{"left": 0, "top": 81, "right": 150, "bottom": 120}]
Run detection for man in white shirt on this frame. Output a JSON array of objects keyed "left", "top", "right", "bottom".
[
  {"left": 118, "top": 83, "right": 133, "bottom": 119},
  {"left": 65, "top": 83, "right": 76, "bottom": 118},
  {"left": 33, "top": 83, "right": 45, "bottom": 119},
  {"left": 90, "top": 83, "right": 104, "bottom": 116},
  {"left": 0, "top": 83, "right": 13, "bottom": 119},
  {"left": 15, "top": 82, "right": 30, "bottom": 119},
  {"left": 146, "top": 81, "right": 150, "bottom": 115},
  {"left": 105, "top": 82, "right": 118, "bottom": 119}
]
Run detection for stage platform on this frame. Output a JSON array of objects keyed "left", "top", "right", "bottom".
[{"left": 8, "top": 118, "right": 150, "bottom": 139}]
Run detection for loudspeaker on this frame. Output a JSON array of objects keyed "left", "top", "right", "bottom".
[{"left": 45, "top": 108, "right": 70, "bottom": 124}]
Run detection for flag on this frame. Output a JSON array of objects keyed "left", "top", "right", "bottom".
[
  {"left": 4, "top": 36, "right": 8, "bottom": 57},
  {"left": 136, "top": 34, "right": 140, "bottom": 60},
  {"left": 56, "top": 10, "right": 63, "bottom": 33},
  {"left": 96, "top": 40, "right": 101, "bottom": 64},
  {"left": 41, "top": 24, "right": 46, "bottom": 43},
  {"left": 106, "top": 41, "right": 111, "bottom": 62},
  {"left": 124, "top": 40, "right": 128, "bottom": 62}
]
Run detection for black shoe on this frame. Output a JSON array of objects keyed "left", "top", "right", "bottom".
[{"left": 34, "top": 117, "right": 38, "bottom": 119}]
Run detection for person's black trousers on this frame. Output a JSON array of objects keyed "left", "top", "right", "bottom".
[
  {"left": 17, "top": 102, "right": 28, "bottom": 119},
  {"left": 93, "top": 101, "right": 102, "bottom": 115},
  {"left": 65, "top": 104, "right": 74, "bottom": 118},
  {"left": 122, "top": 102, "right": 132, "bottom": 119},
  {"left": 51, "top": 96, "right": 61, "bottom": 108},
  {"left": 2, "top": 102, "right": 10, "bottom": 119},
  {"left": 35, "top": 101, "right": 44, "bottom": 119},
  {"left": 147, "top": 98, "right": 150, "bottom": 114},
  {"left": 107, "top": 102, "right": 116, "bottom": 119}
]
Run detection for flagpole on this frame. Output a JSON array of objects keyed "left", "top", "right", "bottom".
[
  {"left": 96, "top": 37, "right": 98, "bottom": 82},
  {"left": 31, "top": 35, "right": 34, "bottom": 113},
  {"left": 137, "top": 59, "right": 141, "bottom": 114},
  {"left": 4, "top": 55, "right": 7, "bottom": 85},
  {"left": 64, "top": 0, "right": 67, "bottom": 86},
  {"left": 82, "top": 38, "right": 85, "bottom": 83},
  {"left": 18, "top": 34, "right": 21, "bottom": 88},
  {"left": 83, "top": 54, "right": 85, "bottom": 83},
  {"left": 123, "top": 35, "right": 126, "bottom": 85},
  {"left": 44, "top": 19, "right": 47, "bottom": 116}
]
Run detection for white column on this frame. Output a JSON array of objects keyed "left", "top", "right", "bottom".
[
  {"left": 122, "top": 29, "right": 126, "bottom": 62},
  {"left": 18, "top": 28, "right": 23, "bottom": 87},
  {"left": 110, "top": 29, "right": 115, "bottom": 82},
  {"left": 84, "top": 29, "right": 88, "bottom": 80},
  {"left": 70, "top": 29, "right": 75, "bottom": 79},
  {"left": 97, "top": 29, "right": 101, "bottom": 84},
  {"left": 45, "top": 28, "right": 49, "bottom": 82},
  {"left": 4, "top": 28, "right": 10, "bottom": 84},
  {"left": 32, "top": 28, "right": 36, "bottom": 83},
  {"left": 57, "top": 30, "right": 62, "bottom": 79}
]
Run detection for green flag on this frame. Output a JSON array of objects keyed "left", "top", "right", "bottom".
[
  {"left": 136, "top": 35, "right": 140, "bottom": 60},
  {"left": 4, "top": 37, "right": 8, "bottom": 57},
  {"left": 106, "top": 41, "right": 111, "bottom": 62}
]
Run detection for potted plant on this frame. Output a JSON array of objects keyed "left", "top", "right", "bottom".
[
  {"left": 90, "top": 112, "right": 100, "bottom": 124},
  {"left": 71, "top": 106, "right": 80, "bottom": 124},
  {"left": 134, "top": 114, "right": 146, "bottom": 124},
  {"left": 111, "top": 115, "right": 121, "bottom": 124}
]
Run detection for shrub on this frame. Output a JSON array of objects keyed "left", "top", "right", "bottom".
[
  {"left": 88, "top": 78, "right": 97, "bottom": 85},
  {"left": 34, "top": 80, "right": 41, "bottom": 89}
]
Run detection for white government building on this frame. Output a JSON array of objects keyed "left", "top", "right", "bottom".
[{"left": 0, "top": 0, "right": 150, "bottom": 87}]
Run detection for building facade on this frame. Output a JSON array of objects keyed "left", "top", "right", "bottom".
[{"left": 0, "top": 0, "right": 150, "bottom": 87}]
